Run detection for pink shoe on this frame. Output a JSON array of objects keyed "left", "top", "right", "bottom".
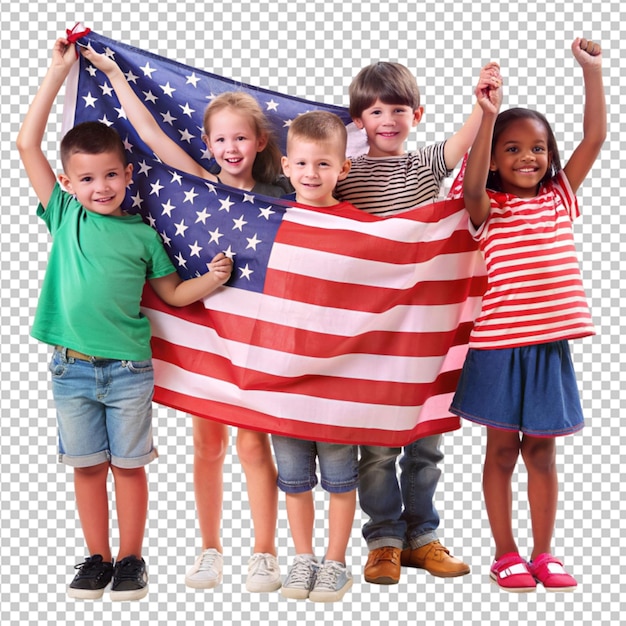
[
  {"left": 490, "top": 552, "right": 536, "bottom": 593},
  {"left": 529, "top": 554, "right": 577, "bottom": 592}
]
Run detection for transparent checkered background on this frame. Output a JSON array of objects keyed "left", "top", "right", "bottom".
[{"left": 1, "top": 2, "right": 623, "bottom": 625}]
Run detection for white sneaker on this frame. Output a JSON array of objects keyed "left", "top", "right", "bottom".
[
  {"left": 280, "top": 554, "right": 319, "bottom": 599},
  {"left": 309, "top": 560, "right": 353, "bottom": 603},
  {"left": 185, "top": 548, "right": 223, "bottom": 589},
  {"left": 246, "top": 553, "right": 282, "bottom": 592}
]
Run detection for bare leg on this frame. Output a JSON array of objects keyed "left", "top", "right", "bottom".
[
  {"left": 521, "top": 435, "right": 557, "bottom": 560},
  {"left": 192, "top": 415, "right": 229, "bottom": 552},
  {"left": 74, "top": 462, "right": 111, "bottom": 561},
  {"left": 236, "top": 428, "right": 278, "bottom": 555},
  {"left": 111, "top": 465, "right": 148, "bottom": 560},
  {"left": 285, "top": 491, "right": 315, "bottom": 555},
  {"left": 325, "top": 490, "right": 357, "bottom": 563},
  {"left": 482, "top": 427, "right": 522, "bottom": 559}
]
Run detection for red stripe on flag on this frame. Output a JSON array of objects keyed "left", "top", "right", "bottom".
[
  {"left": 152, "top": 338, "right": 465, "bottom": 406},
  {"left": 264, "top": 269, "right": 486, "bottom": 310},
  {"left": 144, "top": 288, "right": 478, "bottom": 357},
  {"left": 276, "top": 217, "right": 479, "bottom": 265},
  {"left": 287, "top": 197, "right": 468, "bottom": 225},
  {"left": 153, "top": 386, "right": 461, "bottom": 446}
]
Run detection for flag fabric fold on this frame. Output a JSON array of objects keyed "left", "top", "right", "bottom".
[{"left": 62, "top": 30, "right": 486, "bottom": 446}]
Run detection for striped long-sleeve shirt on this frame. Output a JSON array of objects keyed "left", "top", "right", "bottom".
[{"left": 335, "top": 142, "right": 450, "bottom": 216}]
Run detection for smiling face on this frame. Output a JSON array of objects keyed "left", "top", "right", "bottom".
[
  {"left": 490, "top": 117, "right": 552, "bottom": 197},
  {"left": 204, "top": 108, "right": 267, "bottom": 190},
  {"left": 353, "top": 99, "right": 423, "bottom": 157},
  {"left": 59, "top": 151, "right": 132, "bottom": 216},
  {"left": 282, "top": 138, "right": 351, "bottom": 207}
]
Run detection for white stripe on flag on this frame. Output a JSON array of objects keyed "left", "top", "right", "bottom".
[
  {"left": 152, "top": 359, "right": 437, "bottom": 432},
  {"left": 191, "top": 288, "right": 483, "bottom": 336},
  {"left": 146, "top": 307, "right": 472, "bottom": 384}
]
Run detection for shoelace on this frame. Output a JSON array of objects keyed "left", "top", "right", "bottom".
[
  {"left": 248, "top": 553, "right": 277, "bottom": 577},
  {"left": 74, "top": 555, "right": 104, "bottom": 573},
  {"left": 114, "top": 557, "right": 144, "bottom": 581},
  {"left": 314, "top": 562, "right": 344, "bottom": 590},
  {"left": 286, "top": 556, "right": 318, "bottom": 586},
  {"left": 428, "top": 541, "right": 450, "bottom": 558},
  {"left": 375, "top": 547, "right": 399, "bottom": 563},
  {"left": 197, "top": 550, "right": 220, "bottom": 573}
]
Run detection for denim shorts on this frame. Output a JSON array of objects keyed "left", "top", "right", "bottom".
[
  {"left": 271, "top": 435, "right": 358, "bottom": 494},
  {"left": 450, "top": 340, "right": 584, "bottom": 437},
  {"left": 49, "top": 348, "right": 158, "bottom": 468}
]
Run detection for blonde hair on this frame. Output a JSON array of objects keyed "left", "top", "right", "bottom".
[
  {"left": 287, "top": 110, "right": 347, "bottom": 157},
  {"left": 203, "top": 92, "right": 282, "bottom": 185}
]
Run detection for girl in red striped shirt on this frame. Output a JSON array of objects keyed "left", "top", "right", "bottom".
[{"left": 451, "top": 38, "right": 606, "bottom": 593}]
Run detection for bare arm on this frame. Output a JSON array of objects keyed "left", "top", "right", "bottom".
[
  {"left": 16, "top": 38, "right": 78, "bottom": 208},
  {"left": 463, "top": 79, "right": 503, "bottom": 228},
  {"left": 149, "top": 252, "right": 232, "bottom": 307},
  {"left": 444, "top": 62, "right": 501, "bottom": 170},
  {"left": 81, "top": 46, "right": 217, "bottom": 182},
  {"left": 563, "top": 38, "right": 606, "bottom": 194}
]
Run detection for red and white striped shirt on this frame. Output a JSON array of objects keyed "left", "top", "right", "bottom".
[{"left": 469, "top": 171, "right": 594, "bottom": 349}]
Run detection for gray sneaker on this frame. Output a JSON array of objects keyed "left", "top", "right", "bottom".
[
  {"left": 280, "top": 554, "right": 319, "bottom": 599},
  {"left": 309, "top": 560, "right": 353, "bottom": 602},
  {"left": 185, "top": 548, "right": 223, "bottom": 589},
  {"left": 246, "top": 553, "right": 282, "bottom": 592}
]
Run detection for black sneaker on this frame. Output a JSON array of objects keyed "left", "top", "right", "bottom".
[
  {"left": 110, "top": 555, "right": 149, "bottom": 601},
  {"left": 67, "top": 554, "right": 114, "bottom": 599}
]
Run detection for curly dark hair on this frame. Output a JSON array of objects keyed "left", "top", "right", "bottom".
[{"left": 487, "top": 108, "right": 562, "bottom": 192}]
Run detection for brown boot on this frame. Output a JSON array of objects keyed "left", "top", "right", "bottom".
[
  {"left": 364, "top": 546, "right": 401, "bottom": 585},
  {"left": 401, "top": 540, "right": 470, "bottom": 578}
]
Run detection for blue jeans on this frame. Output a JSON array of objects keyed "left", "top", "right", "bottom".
[
  {"left": 358, "top": 434, "right": 443, "bottom": 550},
  {"left": 50, "top": 348, "right": 157, "bottom": 468},
  {"left": 272, "top": 435, "right": 358, "bottom": 494}
]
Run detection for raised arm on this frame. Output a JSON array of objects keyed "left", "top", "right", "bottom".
[
  {"left": 16, "top": 38, "right": 78, "bottom": 208},
  {"left": 149, "top": 252, "right": 232, "bottom": 307},
  {"left": 81, "top": 45, "right": 217, "bottom": 182},
  {"left": 462, "top": 77, "right": 503, "bottom": 228},
  {"left": 444, "top": 62, "right": 501, "bottom": 170},
  {"left": 562, "top": 38, "right": 606, "bottom": 194}
]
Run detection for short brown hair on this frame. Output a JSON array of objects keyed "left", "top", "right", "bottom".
[
  {"left": 349, "top": 62, "right": 421, "bottom": 119},
  {"left": 60, "top": 121, "right": 127, "bottom": 171},
  {"left": 287, "top": 110, "right": 347, "bottom": 156}
]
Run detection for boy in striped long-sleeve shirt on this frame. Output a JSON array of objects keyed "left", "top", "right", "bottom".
[{"left": 336, "top": 60, "right": 502, "bottom": 585}]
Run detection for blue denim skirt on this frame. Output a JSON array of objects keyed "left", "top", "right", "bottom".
[{"left": 450, "top": 340, "right": 584, "bottom": 437}]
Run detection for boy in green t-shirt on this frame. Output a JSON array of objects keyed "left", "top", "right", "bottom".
[{"left": 17, "top": 36, "right": 232, "bottom": 601}]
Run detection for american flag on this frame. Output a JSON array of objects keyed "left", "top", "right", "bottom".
[{"left": 62, "top": 29, "right": 486, "bottom": 446}]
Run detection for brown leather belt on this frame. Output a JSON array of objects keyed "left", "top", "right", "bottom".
[{"left": 56, "top": 346, "right": 109, "bottom": 361}]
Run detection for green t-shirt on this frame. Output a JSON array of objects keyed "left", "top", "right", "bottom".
[{"left": 32, "top": 183, "right": 176, "bottom": 360}]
